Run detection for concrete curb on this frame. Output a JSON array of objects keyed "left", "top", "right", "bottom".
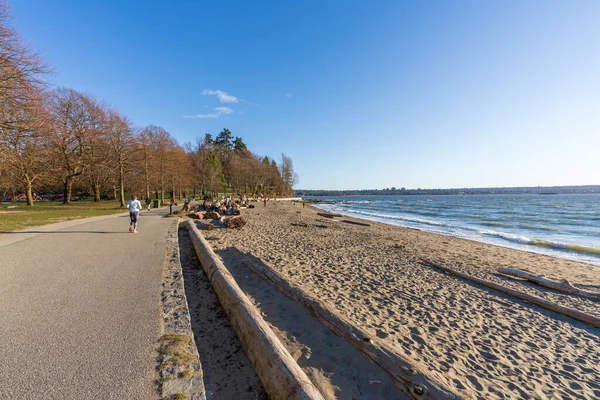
[{"left": 185, "top": 220, "right": 325, "bottom": 400}]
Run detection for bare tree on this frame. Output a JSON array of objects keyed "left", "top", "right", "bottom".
[
  {"left": 0, "top": 99, "right": 53, "bottom": 205},
  {"left": 279, "top": 153, "right": 298, "bottom": 195},
  {"left": 0, "top": 1, "right": 51, "bottom": 205},
  {"left": 142, "top": 125, "right": 177, "bottom": 202},
  {"left": 0, "top": 2, "right": 49, "bottom": 135},
  {"left": 47, "top": 88, "right": 102, "bottom": 204},
  {"left": 104, "top": 109, "right": 137, "bottom": 207}
]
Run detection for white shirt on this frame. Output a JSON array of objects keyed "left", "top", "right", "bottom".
[{"left": 127, "top": 199, "right": 142, "bottom": 213}]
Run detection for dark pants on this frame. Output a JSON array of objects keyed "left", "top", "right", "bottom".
[{"left": 129, "top": 212, "right": 139, "bottom": 228}]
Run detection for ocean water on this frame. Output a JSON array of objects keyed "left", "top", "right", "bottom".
[{"left": 310, "top": 194, "right": 600, "bottom": 265}]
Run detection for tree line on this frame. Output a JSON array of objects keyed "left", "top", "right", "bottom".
[{"left": 0, "top": 2, "right": 297, "bottom": 206}]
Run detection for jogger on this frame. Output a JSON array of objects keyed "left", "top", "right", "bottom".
[{"left": 126, "top": 195, "right": 143, "bottom": 233}]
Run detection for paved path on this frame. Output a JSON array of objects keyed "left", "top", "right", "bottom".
[{"left": 0, "top": 208, "right": 177, "bottom": 399}]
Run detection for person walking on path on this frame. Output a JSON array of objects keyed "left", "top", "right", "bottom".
[
  {"left": 263, "top": 198, "right": 267, "bottom": 207},
  {"left": 127, "top": 195, "right": 142, "bottom": 233},
  {"left": 145, "top": 197, "right": 151, "bottom": 211}
]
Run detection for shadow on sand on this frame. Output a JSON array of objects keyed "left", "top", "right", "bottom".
[{"left": 213, "top": 246, "right": 407, "bottom": 400}]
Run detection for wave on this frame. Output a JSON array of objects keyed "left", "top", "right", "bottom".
[
  {"left": 481, "top": 230, "right": 600, "bottom": 257},
  {"left": 518, "top": 224, "right": 557, "bottom": 232},
  {"left": 336, "top": 208, "right": 447, "bottom": 227},
  {"left": 481, "top": 221, "right": 511, "bottom": 227}
]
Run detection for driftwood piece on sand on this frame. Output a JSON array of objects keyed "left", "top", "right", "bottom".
[
  {"left": 341, "top": 219, "right": 371, "bottom": 227},
  {"left": 498, "top": 268, "right": 600, "bottom": 300},
  {"left": 316, "top": 212, "right": 343, "bottom": 218},
  {"left": 204, "top": 210, "right": 221, "bottom": 220},
  {"left": 224, "top": 215, "right": 247, "bottom": 229},
  {"left": 185, "top": 221, "right": 324, "bottom": 400},
  {"left": 291, "top": 222, "right": 308, "bottom": 227},
  {"left": 241, "top": 255, "right": 460, "bottom": 400},
  {"left": 419, "top": 259, "right": 600, "bottom": 328},
  {"left": 191, "top": 211, "right": 205, "bottom": 220}
]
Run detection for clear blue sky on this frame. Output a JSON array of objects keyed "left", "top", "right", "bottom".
[{"left": 9, "top": 0, "right": 600, "bottom": 190}]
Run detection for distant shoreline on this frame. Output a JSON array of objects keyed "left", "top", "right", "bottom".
[{"left": 298, "top": 184, "right": 600, "bottom": 197}]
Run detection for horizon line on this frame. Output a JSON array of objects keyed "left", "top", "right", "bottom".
[{"left": 297, "top": 184, "right": 600, "bottom": 192}]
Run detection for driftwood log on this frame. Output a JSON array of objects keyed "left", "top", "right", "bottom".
[
  {"left": 341, "top": 219, "right": 371, "bottom": 227},
  {"left": 240, "top": 254, "right": 460, "bottom": 400},
  {"left": 224, "top": 215, "right": 247, "bottom": 229},
  {"left": 191, "top": 211, "right": 205, "bottom": 220},
  {"left": 498, "top": 268, "right": 600, "bottom": 300},
  {"left": 419, "top": 259, "right": 600, "bottom": 328},
  {"left": 316, "top": 212, "right": 343, "bottom": 218},
  {"left": 185, "top": 221, "right": 324, "bottom": 400},
  {"left": 291, "top": 222, "right": 308, "bottom": 227},
  {"left": 204, "top": 210, "right": 221, "bottom": 220}
]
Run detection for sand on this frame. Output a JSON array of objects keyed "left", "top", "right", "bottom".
[
  {"left": 216, "top": 246, "right": 407, "bottom": 400},
  {"left": 201, "top": 201, "right": 600, "bottom": 399}
]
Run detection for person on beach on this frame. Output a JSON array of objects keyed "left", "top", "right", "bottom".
[
  {"left": 145, "top": 197, "right": 151, "bottom": 211},
  {"left": 127, "top": 195, "right": 142, "bottom": 233}
]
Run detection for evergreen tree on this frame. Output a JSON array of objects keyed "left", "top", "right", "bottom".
[
  {"left": 233, "top": 136, "right": 248, "bottom": 153},
  {"left": 214, "top": 128, "right": 233, "bottom": 150}
]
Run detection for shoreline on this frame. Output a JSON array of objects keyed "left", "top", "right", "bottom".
[
  {"left": 203, "top": 201, "right": 599, "bottom": 398},
  {"left": 310, "top": 201, "right": 600, "bottom": 266}
]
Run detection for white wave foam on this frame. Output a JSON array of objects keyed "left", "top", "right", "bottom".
[{"left": 338, "top": 208, "right": 447, "bottom": 227}]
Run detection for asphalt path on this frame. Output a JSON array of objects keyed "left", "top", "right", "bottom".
[{"left": 0, "top": 207, "right": 177, "bottom": 399}]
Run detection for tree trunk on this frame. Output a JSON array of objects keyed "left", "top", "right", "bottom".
[
  {"left": 26, "top": 180, "right": 34, "bottom": 207},
  {"left": 93, "top": 184, "right": 101, "bottom": 202},
  {"left": 64, "top": 177, "right": 73, "bottom": 205},
  {"left": 144, "top": 162, "right": 150, "bottom": 200},
  {"left": 160, "top": 175, "right": 165, "bottom": 202},
  {"left": 119, "top": 165, "right": 125, "bottom": 208},
  {"left": 112, "top": 185, "right": 117, "bottom": 200}
]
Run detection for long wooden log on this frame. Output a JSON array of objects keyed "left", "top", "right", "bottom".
[
  {"left": 419, "top": 259, "right": 600, "bottom": 328},
  {"left": 185, "top": 221, "right": 325, "bottom": 400},
  {"left": 240, "top": 253, "right": 461, "bottom": 400},
  {"left": 340, "top": 219, "right": 371, "bottom": 227},
  {"left": 316, "top": 212, "right": 343, "bottom": 218},
  {"left": 498, "top": 267, "right": 600, "bottom": 300}
]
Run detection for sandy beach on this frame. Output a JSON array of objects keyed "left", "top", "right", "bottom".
[{"left": 200, "top": 201, "right": 600, "bottom": 399}]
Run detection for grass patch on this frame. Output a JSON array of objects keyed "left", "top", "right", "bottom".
[
  {"left": 173, "top": 393, "right": 186, "bottom": 400},
  {"left": 0, "top": 200, "right": 126, "bottom": 232},
  {"left": 158, "top": 334, "right": 196, "bottom": 368}
]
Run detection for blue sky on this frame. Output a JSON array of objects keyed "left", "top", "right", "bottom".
[{"left": 9, "top": 0, "right": 600, "bottom": 190}]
